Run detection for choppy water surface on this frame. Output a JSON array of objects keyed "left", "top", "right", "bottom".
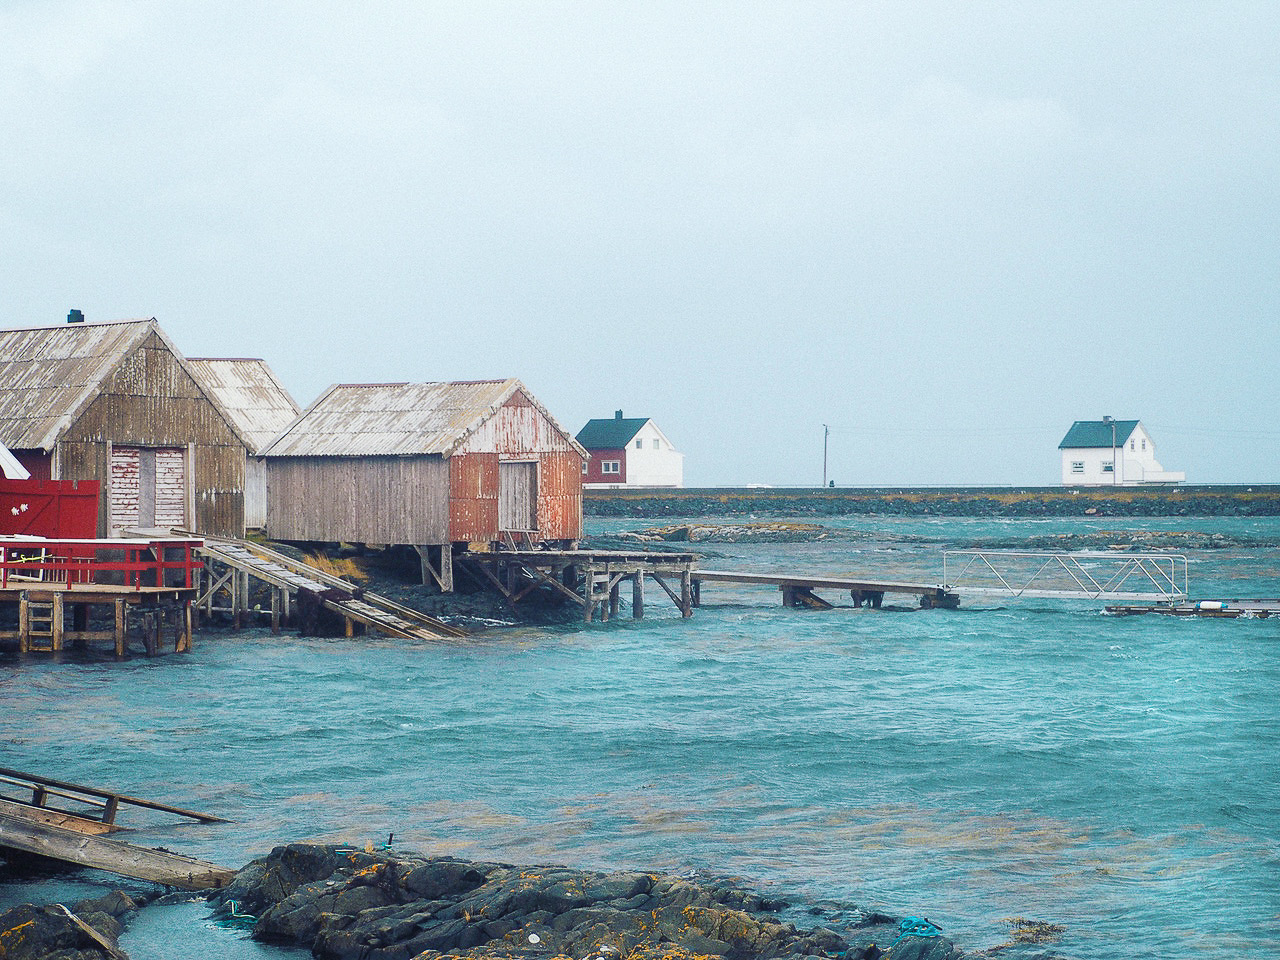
[{"left": 1, "top": 516, "right": 1277, "bottom": 958}]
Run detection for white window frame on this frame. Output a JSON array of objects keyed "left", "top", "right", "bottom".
[
  {"left": 601, "top": 460, "right": 621, "bottom": 475},
  {"left": 1070, "top": 461, "right": 1084, "bottom": 474}
]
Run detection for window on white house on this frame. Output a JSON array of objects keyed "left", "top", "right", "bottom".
[
  {"left": 1142, "top": 439, "right": 1147, "bottom": 451},
  {"left": 1071, "top": 461, "right": 1084, "bottom": 474},
  {"left": 653, "top": 439, "right": 660, "bottom": 450},
  {"left": 602, "top": 461, "right": 621, "bottom": 474},
  {"left": 1130, "top": 440, "right": 1135, "bottom": 451},
  {"left": 1102, "top": 462, "right": 1114, "bottom": 473},
  {"left": 635, "top": 439, "right": 643, "bottom": 449}
]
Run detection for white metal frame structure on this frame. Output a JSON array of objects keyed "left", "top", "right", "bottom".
[{"left": 943, "top": 551, "right": 1188, "bottom": 603}]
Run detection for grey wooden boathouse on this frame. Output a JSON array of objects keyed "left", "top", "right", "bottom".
[
  {"left": 260, "top": 379, "right": 587, "bottom": 589},
  {"left": 0, "top": 318, "right": 254, "bottom": 538}
]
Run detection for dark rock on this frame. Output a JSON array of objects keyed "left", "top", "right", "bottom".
[
  {"left": 0, "top": 903, "right": 121, "bottom": 960},
  {"left": 218, "top": 844, "right": 976, "bottom": 960}
]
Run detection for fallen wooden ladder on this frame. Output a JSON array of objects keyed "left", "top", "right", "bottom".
[{"left": 195, "top": 537, "right": 466, "bottom": 640}]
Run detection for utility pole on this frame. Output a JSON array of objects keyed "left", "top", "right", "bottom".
[
  {"left": 822, "top": 424, "right": 829, "bottom": 488},
  {"left": 1104, "top": 415, "right": 1117, "bottom": 485}
]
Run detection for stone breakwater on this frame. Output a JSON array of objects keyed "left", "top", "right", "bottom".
[
  {"left": 209, "top": 844, "right": 970, "bottom": 960},
  {"left": 585, "top": 487, "right": 1280, "bottom": 518},
  {"left": 604, "top": 523, "right": 1271, "bottom": 550}
]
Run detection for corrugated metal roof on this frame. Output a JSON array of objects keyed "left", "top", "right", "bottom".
[
  {"left": 262, "top": 379, "right": 587, "bottom": 459},
  {"left": 1059, "top": 420, "right": 1140, "bottom": 449},
  {"left": 576, "top": 416, "right": 649, "bottom": 449},
  {"left": 187, "top": 358, "right": 301, "bottom": 454},
  {"left": 0, "top": 320, "right": 156, "bottom": 450}
]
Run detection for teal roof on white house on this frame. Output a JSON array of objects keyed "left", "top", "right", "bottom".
[{"left": 1059, "top": 420, "right": 1140, "bottom": 449}]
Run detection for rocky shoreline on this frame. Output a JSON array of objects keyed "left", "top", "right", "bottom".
[
  {"left": 585, "top": 487, "right": 1280, "bottom": 518},
  {"left": 0, "top": 843, "right": 1075, "bottom": 960},
  {"left": 208, "top": 843, "right": 970, "bottom": 960}
]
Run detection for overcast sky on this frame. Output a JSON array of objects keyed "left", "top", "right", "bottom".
[{"left": 3, "top": 2, "right": 1276, "bottom": 485}]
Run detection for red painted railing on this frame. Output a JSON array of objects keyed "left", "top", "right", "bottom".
[{"left": 0, "top": 537, "right": 203, "bottom": 591}]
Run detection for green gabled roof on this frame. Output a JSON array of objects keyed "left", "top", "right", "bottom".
[
  {"left": 576, "top": 416, "right": 650, "bottom": 449},
  {"left": 1059, "top": 420, "right": 1140, "bottom": 449}
]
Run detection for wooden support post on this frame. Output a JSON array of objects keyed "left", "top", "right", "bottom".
[
  {"left": 114, "top": 600, "right": 126, "bottom": 657},
  {"left": 181, "top": 600, "right": 193, "bottom": 652},
  {"left": 231, "top": 568, "right": 241, "bottom": 630},
  {"left": 440, "top": 545, "right": 453, "bottom": 593},
  {"left": 691, "top": 579, "right": 701, "bottom": 608},
  {"left": 609, "top": 579, "right": 620, "bottom": 619},
  {"left": 681, "top": 568, "right": 693, "bottom": 618},
  {"left": 51, "top": 593, "right": 64, "bottom": 652},
  {"left": 282, "top": 587, "right": 291, "bottom": 626},
  {"left": 270, "top": 587, "right": 281, "bottom": 634},
  {"left": 344, "top": 617, "right": 354, "bottom": 638},
  {"left": 18, "top": 593, "right": 29, "bottom": 654},
  {"left": 632, "top": 572, "right": 645, "bottom": 620}
]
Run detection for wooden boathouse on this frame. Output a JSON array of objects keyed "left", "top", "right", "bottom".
[
  {"left": 186, "top": 357, "right": 301, "bottom": 530},
  {"left": 261, "top": 379, "right": 587, "bottom": 590},
  {"left": 0, "top": 318, "right": 256, "bottom": 539}
]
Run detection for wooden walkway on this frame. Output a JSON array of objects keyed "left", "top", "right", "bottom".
[
  {"left": 0, "top": 768, "right": 234, "bottom": 890},
  {"left": 195, "top": 538, "right": 465, "bottom": 640},
  {"left": 693, "top": 570, "right": 959, "bottom": 609}
]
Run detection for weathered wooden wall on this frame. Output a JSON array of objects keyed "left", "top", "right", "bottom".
[
  {"left": 54, "top": 332, "right": 246, "bottom": 538},
  {"left": 454, "top": 391, "right": 583, "bottom": 542},
  {"left": 266, "top": 388, "right": 582, "bottom": 547},
  {"left": 266, "top": 456, "right": 451, "bottom": 544},
  {"left": 245, "top": 457, "right": 268, "bottom": 529}
]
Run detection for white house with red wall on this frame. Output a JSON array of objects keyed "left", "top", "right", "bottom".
[
  {"left": 577, "top": 411, "right": 684, "bottom": 489},
  {"left": 1059, "top": 418, "right": 1185, "bottom": 486}
]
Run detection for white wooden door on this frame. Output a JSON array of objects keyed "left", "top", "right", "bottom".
[
  {"left": 110, "top": 446, "right": 187, "bottom": 533},
  {"left": 498, "top": 461, "right": 537, "bottom": 532}
]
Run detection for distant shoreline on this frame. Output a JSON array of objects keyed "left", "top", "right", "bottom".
[{"left": 585, "top": 485, "right": 1280, "bottom": 517}]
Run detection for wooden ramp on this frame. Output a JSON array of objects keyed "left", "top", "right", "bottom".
[
  {"left": 0, "top": 768, "right": 234, "bottom": 891},
  {"left": 0, "top": 809, "right": 234, "bottom": 890},
  {"left": 693, "top": 570, "right": 959, "bottom": 609},
  {"left": 195, "top": 537, "right": 465, "bottom": 640}
]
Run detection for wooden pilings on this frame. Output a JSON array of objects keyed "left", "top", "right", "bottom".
[
  {"left": 462, "top": 549, "right": 700, "bottom": 622},
  {"left": 8, "top": 589, "right": 194, "bottom": 657}
]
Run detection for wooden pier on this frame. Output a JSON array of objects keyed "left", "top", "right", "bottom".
[
  {"left": 0, "top": 768, "right": 234, "bottom": 890},
  {"left": 462, "top": 549, "right": 701, "bottom": 621},
  {"left": 692, "top": 570, "right": 960, "bottom": 609},
  {"left": 0, "top": 536, "right": 202, "bottom": 655}
]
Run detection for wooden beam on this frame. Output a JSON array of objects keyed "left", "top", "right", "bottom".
[
  {"left": 0, "top": 809, "right": 234, "bottom": 890},
  {"left": 632, "top": 572, "right": 645, "bottom": 620}
]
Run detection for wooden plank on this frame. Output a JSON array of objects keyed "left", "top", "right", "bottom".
[
  {"left": 0, "top": 797, "right": 118, "bottom": 835},
  {"left": 0, "top": 809, "right": 233, "bottom": 890},
  {"left": 53, "top": 904, "right": 131, "bottom": 960}
]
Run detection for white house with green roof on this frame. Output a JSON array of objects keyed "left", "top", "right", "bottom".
[
  {"left": 576, "top": 411, "right": 683, "bottom": 488},
  {"left": 1058, "top": 418, "right": 1185, "bottom": 486}
]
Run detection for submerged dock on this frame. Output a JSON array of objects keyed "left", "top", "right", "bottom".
[
  {"left": 0, "top": 768, "right": 234, "bottom": 890},
  {"left": 693, "top": 569, "right": 959, "bottom": 609},
  {"left": 1106, "top": 599, "right": 1279, "bottom": 618}
]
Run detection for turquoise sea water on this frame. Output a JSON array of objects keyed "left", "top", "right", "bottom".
[{"left": 1, "top": 515, "right": 1277, "bottom": 958}]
